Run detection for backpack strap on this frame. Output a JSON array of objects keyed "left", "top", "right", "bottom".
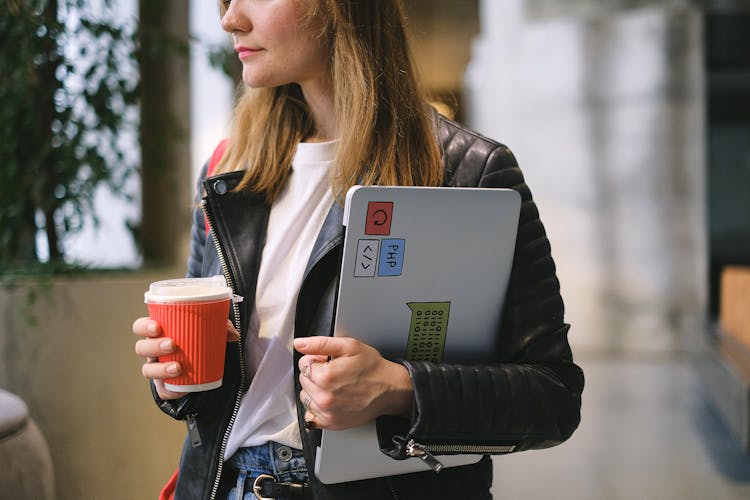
[
  {"left": 204, "top": 139, "right": 229, "bottom": 236},
  {"left": 158, "top": 467, "right": 178, "bottom": 500},
  {"left": 207, "top": 138, "right": 229, "bottom": 177},
  {"left": 162, "top": 139, "right": 229, "bottom": 497}
]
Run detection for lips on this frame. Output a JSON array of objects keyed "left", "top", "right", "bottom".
[{"left": 235, "top": 45, "right": 262, "bottom": 59}]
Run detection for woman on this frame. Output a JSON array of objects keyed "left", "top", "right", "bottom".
[{"left": 133, "top": 0, "right": 584, "bottom": 499}]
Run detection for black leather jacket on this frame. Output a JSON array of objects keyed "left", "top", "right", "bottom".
[{"left": 154, "top": 115, "right": 584, "bottom": 500}]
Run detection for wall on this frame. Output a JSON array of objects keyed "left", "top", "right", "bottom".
[
  {"left": 404, "top": 0, "right": 479, "bottom": 98},
  {"left": 466, "top": 0, "right": 707, "bottom": 356},
  {"left": 0, "top": 272, "right": 186, "bottom": 500},
  {"left": 139, "top": 0, "right": 193, "bottom": 268}
]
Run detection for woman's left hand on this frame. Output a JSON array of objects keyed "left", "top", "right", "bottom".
[{"left": 294, "top": 336, "right": 413, "bottom": 431}]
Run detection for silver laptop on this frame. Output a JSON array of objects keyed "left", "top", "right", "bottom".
[{"left": 314, "top": 185, "right": 521, "bottom": 484}]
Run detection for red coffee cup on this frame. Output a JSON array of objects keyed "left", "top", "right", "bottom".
[{"left": 144, "top": 276, "right": 235, "bottom": 392}]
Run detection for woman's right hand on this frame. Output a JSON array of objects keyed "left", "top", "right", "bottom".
[
  {"left": 133, "top": 317, "right": 241, "bottom": 400},
  {"left": 132, "top": 317, "right": 189, "bottom": 400}
]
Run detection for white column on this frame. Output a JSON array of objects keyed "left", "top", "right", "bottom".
[
  {"left": 465, "top": 1, "right": 706, "bottom": 355},
  {"left": 189, "top": 0, "right": 234, "bottom": 185}
]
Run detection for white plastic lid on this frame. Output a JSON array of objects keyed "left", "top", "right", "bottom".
[{"left": 144, "top": 275, "right": 234, "bottom": 304}]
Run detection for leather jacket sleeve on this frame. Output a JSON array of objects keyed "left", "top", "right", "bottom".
[
  {"left": 150, "top": 160, "right": 228, "bottom": 421},
  {"left": 379, "top": 118, "right": 584, "bottom": 458}
]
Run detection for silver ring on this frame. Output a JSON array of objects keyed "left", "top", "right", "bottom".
[{"left": 303, "top": 394, "right": 312, "bottom": 410}]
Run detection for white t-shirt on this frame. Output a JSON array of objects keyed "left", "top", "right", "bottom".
[{"left": 224, "top": 140, "right": 336, "bottom": 459}]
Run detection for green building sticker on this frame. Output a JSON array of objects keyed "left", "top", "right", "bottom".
[{"left": 405, "top": 302, "right": 450, "bottom": 363}]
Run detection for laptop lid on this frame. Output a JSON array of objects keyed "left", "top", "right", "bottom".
[{"left": 314, "top": 185, "right": 521, "bottom": 484}]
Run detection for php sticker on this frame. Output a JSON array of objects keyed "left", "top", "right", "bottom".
[{"left": 377, "top": 238, "right": 405, "bottom": 276}]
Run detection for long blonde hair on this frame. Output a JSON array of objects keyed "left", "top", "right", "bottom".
[{"left": 215, "top": 0, "right": 443, "bottom": 201}]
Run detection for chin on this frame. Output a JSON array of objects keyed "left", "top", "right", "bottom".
[
  {"left": 242, "top": 78, "right": 279, "bottom": 90},
  {"left": 240, "top": 70, "right": 262, "bottom": 88},
  {"left": 242, "top": 69, "right": 293, "bottom": 89}
]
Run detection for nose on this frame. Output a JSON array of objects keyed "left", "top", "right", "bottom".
[{"left": 220, "top": 1, "right": 250, "bottom": 33}]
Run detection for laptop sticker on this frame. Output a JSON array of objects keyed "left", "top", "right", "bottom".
[
  {"left": 406, "top": 302, "right": 450, "bottom": 362},
  {"left": 354, "top": 239, "right": 380, "bottom": 277},
  {"left": 377, "top": 238, "right": 405, "bottom": 276},
  {"left": 365, "top": 201, "right": 393, "bottom": 235}
]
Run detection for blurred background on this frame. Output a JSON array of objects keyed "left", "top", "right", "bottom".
[{"left": 1, "top": 0, "right": 749, "bottom": 498}]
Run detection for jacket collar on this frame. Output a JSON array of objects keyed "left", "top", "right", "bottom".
[
  {"left": 303, "top": 200, "right": 344, "bottom": 281},
  {"left": 201, "top": 171, "right": 269, "bottom": 302},
  {"left": 203, "top": 170, "right": 344, "bottom": 295}
]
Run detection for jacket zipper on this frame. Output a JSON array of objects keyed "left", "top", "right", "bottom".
[
  {"left": 397, "top": 436, "right": 516, "bottom": 473},
  {"left": 202, "top": 199, "right": 246, "bottom": 500},
  {"left": 185, "top": 413, "right": 202, "bottom": 447}
]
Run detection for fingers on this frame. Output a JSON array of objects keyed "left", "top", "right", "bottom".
[
  {"left": 298, "top": 387, "right": 348, "bottom": 431},
  {"left": 134, "top": 317, "right": 184, "bottom": 397},
  {"left": 295, "top": 338, "right": 414, "bottom": 429},
  {"left": 132, "top": 317, "right": 162, "bottom": 338},
  {"left": 293, "top": 336, "right": 360, "bottom": 358},
  {"left": 300, "top": 389, "right": 321, "bottom": 430},
  {"left": 304, "top": 411, "right": 317, "bottom": 430},
  {"left": 134, "top": 316, "right": 239, "bottom": 402},
  {"left": 133, "top": 316, "right": 192, "bottom": 401},
  {"left": 300, "top": 388, "right": 321, "bottom": 415},
  {"left": 136, "top": 318, "right": 239, "bottom": 349},
  {"left": 152, "top": 378, "right": 189, "bottom": 401},
  {"left": 226, "top": 319, "right": 240, "bottom": 342},
  {"left": 141, "top": 357, "right": 180, "bottom": 378},
  {"left": 299, "top": 379, "right": 347, "bottom": 430},
  {"left": 134, "top": 336, "right": 176, "bottom": 359},
  {"left": 142, "top": 360, "right": 188, "bottom": 400},
  {"left": 300, "top": 355, "right": 328, "bottom": 382}
]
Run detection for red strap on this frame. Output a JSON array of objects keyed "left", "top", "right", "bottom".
[
  {"left": 163, "top": 139, "right": 229, "bottom": 497},
  {"left": 204, "top": 139, "right": 229, "bottom": 236},
  {"left": 208, "top": 138, "right": 229, "bottom": 178},
  {"left": 158, "top": 467, "right": 179, "bottom": 500}
]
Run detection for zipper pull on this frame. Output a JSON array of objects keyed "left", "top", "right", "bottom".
[
  {"left": 186, "top": 416, "right": 202, "bottom": 447},
  {"left": 405, "top": 439, "right": 444, "bottom": 473}
]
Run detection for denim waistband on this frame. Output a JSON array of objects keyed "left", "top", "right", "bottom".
[{"left": 226, "top": 441, "right": 308, "bottom": 486}]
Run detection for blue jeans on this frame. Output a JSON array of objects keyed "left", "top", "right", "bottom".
[{"left": 224, "top": 442, "right": 309, "bottom": 500}]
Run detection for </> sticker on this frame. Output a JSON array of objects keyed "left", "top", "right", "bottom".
[{"left": 354, "top": 239, "right": 379, "bottom": 277}]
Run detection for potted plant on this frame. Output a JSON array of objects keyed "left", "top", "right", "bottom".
[
  {"left": 0, "top": 0, "right": 139, "bottom": 272},
  {"left": 0, "top": 4, "right": 185, "bottom": 498}
]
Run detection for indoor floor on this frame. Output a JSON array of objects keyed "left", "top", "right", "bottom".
[{"left": 490, "top": 356, "right": 750, "bottom": 499}]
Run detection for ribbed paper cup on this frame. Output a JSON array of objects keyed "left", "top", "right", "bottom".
[{"left": 145, "top": 276, "right": 233, "bottom": 392}]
